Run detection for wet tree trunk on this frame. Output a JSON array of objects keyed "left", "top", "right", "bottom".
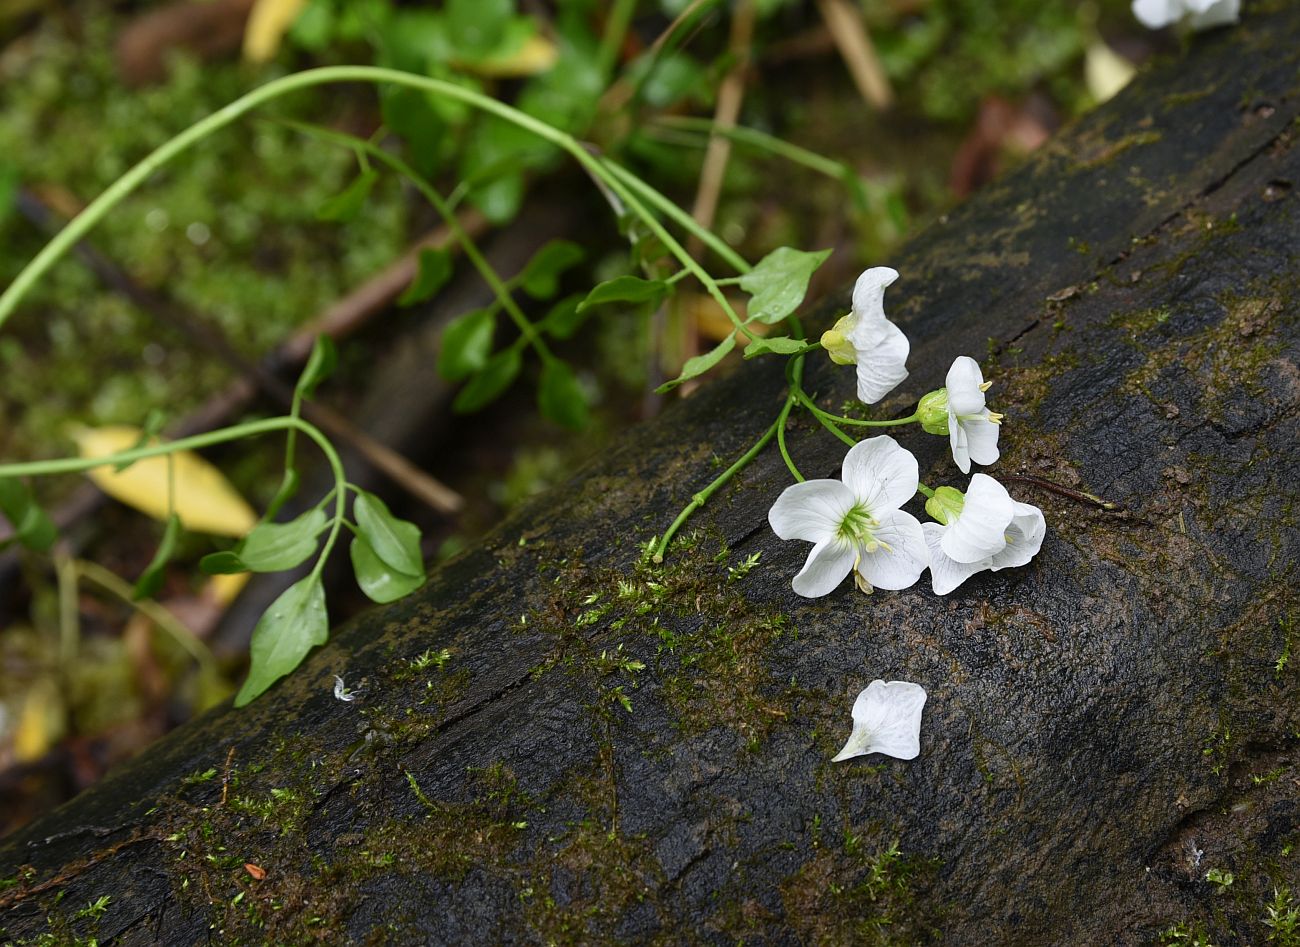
[{"left": 4, "top": 7, "right": 1300, "bottom": 944}]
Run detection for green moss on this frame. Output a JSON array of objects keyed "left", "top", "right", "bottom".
[{"left": 776, "top": 837, "right": 942, "bottom": 945}]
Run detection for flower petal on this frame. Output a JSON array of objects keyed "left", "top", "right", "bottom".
[
  {"left": 840, "top": 436, "right": 919, "bottom": 513},
  {"left": 963, "top": 414, "right": 1001, "bottom": 468},
  {"left": 849, "top": 316, "right": 909, "bottom": 404},
  {"left": 949, "top": 422, "right": 971, "bottom": 474},
  {"left": 833, "top": 679, "right": 926, "bottom": 762},
  {"left": 923, "top": 522, "right": 988, "bottom": 595},
  {"left": 945, "top": 356, "right": 986, "bottom": 416},
  {"left": 856, "top": 509, "right": 928, "bottom": 591},
  {"left": 989, "top": 502, "right": 1046, "bottom": 571},
  {"left": 940, "top": 474, "right": 1013, "bottom": 563},
  {"left": 850, "top": 266, "right": 899, "bottom": 320},
  {"left": 1187, "top": 0, "right": 1238, "bottom": 29},
  {"left": 1132, "top": 0, "right": 1179, "bottom": 28},
  {"left": 768, "top": 479, "right": 855, "bottom": 543},
  {"left": 791, "top": 539, "right": 856, "bottom": 598}
]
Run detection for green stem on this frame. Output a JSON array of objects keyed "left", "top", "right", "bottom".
[
  {"left": 0, "top": 66, "right": 742, "bottom": 341},
  {"left": 597, "top": 0, "right": 638, "bottom": 79},
  {"left": 794, "top": 388, "right": 919, "bottom": 428},
  {"left": 650, "top": 116, "right": 851, "bottom": 181},
  {"left": 916, "top": 483, "right": 936, "bottom": 499},
  {"left": 776, "top": 395, "right": 801, "bottom": 482},
  {"left": 599, "top": 159, "right": 752, "bottom": 274},
  {"left": 654, "top": 415, "right": 781, "bottom": 563},
  {"left": 0, "top": 416, "right": 348, "bottom": 581},
  {"left": 283, "top": 120, "right": 551, "bottom": 360}
]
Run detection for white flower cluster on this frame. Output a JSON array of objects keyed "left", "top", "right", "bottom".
[
  {"left": 779, "top": 267, "right": 1053, "bottom": 764},
  {"left": 771, "top": 267, "right": 1045, "bottom": 601}
]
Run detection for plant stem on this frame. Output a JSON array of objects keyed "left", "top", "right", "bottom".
[
  {"left": 597, "top": 0, "right": 638, "bottom": 79},
  {"left": 650, "top": 116, "right": 852, "bottom": 181},
  {"left": 0, "top": 66, "right": 745, "bottom": 343},
  {"left": 283, "top": 120, "right": 551, "bottom": 361},
  {"left": 0, "top": 416, "right": 349, "bottom": 580},
  {"left": 599, "top": 158, "right": 751, "bottom": 274},
  {"left": 916, "top": 483, "right": 936, "bottom": 499},
  {"left": 654, "top": 415, "right": 781, "bottom": 563},
  {"left": 793, "top": 387, "right": 919, "bottom": 427}
]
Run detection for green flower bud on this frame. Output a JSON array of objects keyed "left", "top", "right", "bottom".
[
  {"left": 924, "top": 486, "right": 965, "bottom": 526},
  {"left": 917, "top": 388, "right": 950, "bottom": 435},
  {"left": 820, "top": 314, "right": 858, "bottom": 366}
]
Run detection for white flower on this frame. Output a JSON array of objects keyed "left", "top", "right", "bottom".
[
  {"left": 921, "top": 474, "right": 1046, "bottom": 595},
  {"left": 768, "top": 435, "right": 929, "bottom": 598},
  {"left": 333, "top": 675, "right": 360, "bottom": 702},
  {"left": 1132, "top": 0, "right": 1238, "bottom": 31},
  {"left": 832, "top": 680, "right": 927, "bottom": 762},
  {"left": 819, "top": 267, "right": 910, "bottom": 404},
  {"left": 944, "top": 356, "right": 1002, "bottom": 474}
]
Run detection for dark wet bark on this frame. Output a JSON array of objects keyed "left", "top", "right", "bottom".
[{"left": 3, "top": 6, "right": 1300, "bottom": 944}]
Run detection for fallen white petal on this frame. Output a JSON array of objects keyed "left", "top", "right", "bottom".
[{"left": 832, "top": 679, "right": 927, "bottom": 762}]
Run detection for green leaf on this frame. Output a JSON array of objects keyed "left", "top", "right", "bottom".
[
  {"left": 437, "top": 309, "right": 496, "bottom": 382},
  {"left": 445, "top": 0, "right": 511, "bottom": 59},
  {"left": 656, "top": 335, "right": 736, "bottom": 393},
  {"left": 237, "top": 508, "right": 329, "bottom": 573},
  {"left": 381, "top": 87, "right": 449, "bottom": 177},
  {"left": 316, "top": 169, "right": 379, "bottom": 223},
  {"left": 133, "top": 514, "right": 181, "bottom": 601},
  {"left": 537, "top": 361, "right": 590, "bottom": 431},
  {"left": 578, "top": 276, "right": 669, "bottom": 313},
  {"left": 743, "top": 336, "right": 807, "bottom": 358},
  {"left": 296, "top": 335, "right": 337, "bottom": 400},
  {"left": 398, "top": 248, "right": 454, "bottom": 307},
  {"left": 199, "top": 551, "right": 246, "bottom": 575},
  {"left": 469, "top": 172, "right": 524, "bottom": 225},
  {"left": 234, "top": 575, "right": 328, "bottom": 706},
  {"left": 453, "top": 348, "right": 522, "bottom": 413},
  {"left": 353, "top": 491, "right": 423, "bottom": 577},
  {"left": 539, "top": 293, "right": 587, "bottom": 340},
  {"left": 0, "top": 478, "right": 56, "bottom": 552},
  {"left": 350, "top": 535, "right": 424, "bottom": 604},
  {"left": 738, "top": 247, "right": 833, "bottom": 324},
  {"left": 520, "top": 240, "right": 585, "bottom": 299}
]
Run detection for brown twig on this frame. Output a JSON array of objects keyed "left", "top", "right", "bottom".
[
  {"left": 815, "top": 0, "right": 894, "bottom": 111},
  {"left": 1000, "top": 474, "right": 1123, "bottom": 513},
  {"left": 15, "top": 189, "right": 466, "bottom": 514}
]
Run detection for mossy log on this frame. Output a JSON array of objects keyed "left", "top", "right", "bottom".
[{"left": 4, "top": 8, "right": 1300, "bottom": 944}]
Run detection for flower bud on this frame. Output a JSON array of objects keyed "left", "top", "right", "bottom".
[
  {"left": 820, "top": 314, "right": 858, "bottom": 366},
  {"left": 924, "top": 485, "right": 965, "bottom": 526},
  {"left": 917, "top": 388, "right": 950, "bottom": 435}
]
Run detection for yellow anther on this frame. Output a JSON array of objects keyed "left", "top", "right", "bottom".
[
  {"left": 988, "top": 411, "right": 1004, "bottom": 425},
  {"left": 979, "top": 381, "right": 993, "bottom": 392}
]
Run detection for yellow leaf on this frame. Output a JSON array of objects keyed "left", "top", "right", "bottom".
[
  {"left": 243, "top": 0, "right": 309, "bottom": 64},
  {"left": 14, "top": 676, "right": 65, "bottom": 762},
  {"left": 461, "top": 34, "right": 559, "bottom": 78},
  {"left": 72, "top": 425, "right": 257, "bottom": 538},
  {"left": 1085, "top": 40, "right": 1136, "bottom": 104}
]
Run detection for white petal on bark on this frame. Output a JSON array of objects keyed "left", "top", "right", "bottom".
[
  {"left": 1132, "top": 0, "right": 1180, "bottom": 27},
  {"left": 963, "top": 413, "right": 1002, "bottom": 468},
  {"left": 949, "top": 422, "right": 971, "bottom": 474},
  {"left": 940, "top": 474, "right": 1013, "bottom": 564},
  {"left": 832, "top": 679, "right": 927, "bottom": 762},
  {"left": 849, "top": 316, "right": 910, "bottom": 404},
  {"left": 923, "top": 522, "right": 988, "bottom": 595},
  {"left": 768, "top": 479, "right": 856, "bottom": 543},
  {"left": 791, "top": 539, "right": 857, "bottom": 598},
  {"left": 1187, "top": 0, "right": 1238, "bottom": 28},
  {"left": 840, "top": 436, "right": 919, "bottom": 513},
  {"left": 850, "top": 266, "right": 899, "bottom": 320},
  {"left": 855, "top": 509, "right": 929, "bottom": 591},
  {"left": 990, "top": 502, "right": 1047, "bottom": 571},
  {"left": 945, "top": 356, "right": 987, "bottom": 417}
]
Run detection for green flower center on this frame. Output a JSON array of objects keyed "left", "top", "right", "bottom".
[{"left": 837, "top": 503, "right": 878, "bottom": 547}]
